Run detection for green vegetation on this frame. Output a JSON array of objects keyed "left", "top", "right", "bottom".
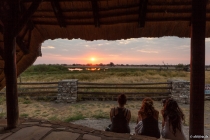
[
  {"left": 48, "top": 116, "right": 60, "bottom": 121},
  {"left": 0, "top": 112, "right": 5, "bottom": 119},
  {"left": 0, "top": 96, "right": 5, "bottom": 105},
  {"left": 19, "top": 64, "right": 210, "bottom": 84},
  {"left": 92, "top": 110, "right": 109, "bottom": 119},
  {"left": 23, "top": 100, "right": 32, "bottom": 104},
  {"left": 0, "top": 96, "right": 209, "bottom": 127},
  {"left": 18, "top": 97, "right": 32, "bottom": 104},
  {"left": 20, "top": 64, "right": 191, "bottom": 83},
  {"left": 23, "top": 64, "right": 69, "bottom": 74},
  {"left": 20, "top": 113, "right": 29, "bottom": 118},
  {"left": 64, "top": 113, "right": 85, "bottom": 122}
]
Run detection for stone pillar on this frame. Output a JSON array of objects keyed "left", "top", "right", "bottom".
[
  {"left": 56, "top": 79, "right": 78, "bottom": 103},
  {"left": 168, "top": 80, "right": 190, "bottom": 104}
]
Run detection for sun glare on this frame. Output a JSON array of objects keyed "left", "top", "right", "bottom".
[{"left": 90, "top": 57, "right": 95, "bottom": 61}]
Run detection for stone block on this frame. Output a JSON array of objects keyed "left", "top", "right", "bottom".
[
  {"left": 57, "top": 79, "right": 78, "bottom": 103},
  {"left": 0, "top": 133, "right": 12, "bottom": 140},
  {"left": 43, "top": 131, "right": 80, "bottom": 140},
  {"left": 40, "top": 124, "right": 52, "bottom": 127},
  {"left": 83, "top": 134, "right": 101, "bottom": 140},
  {"left": 4, "top": 126, "right": 52, "bottom": 140},
  {"left": 22, "top": 122, "right": 39, "bottom": 125}
]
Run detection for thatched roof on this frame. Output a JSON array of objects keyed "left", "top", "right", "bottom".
[{"left": 0, "top": 0, "right": 210, "bottom": 89}]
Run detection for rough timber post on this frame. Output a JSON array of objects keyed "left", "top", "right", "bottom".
[
  {"left": 190, "top": 0, "right": 206, "bottom": 139},
  {"left": 3, "top": 0, "right": 19, "bottom": 128}
]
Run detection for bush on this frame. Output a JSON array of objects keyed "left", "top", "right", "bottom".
[{"left": 24, "top": 64, "right": 69, "bottom": 73}]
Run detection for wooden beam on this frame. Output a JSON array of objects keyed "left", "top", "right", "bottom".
[
  {"left": 32, "top": 10, "right": 197, "bottom": 20},
  {"left": 16, "top": 37, "right": 29, "bottom": 54},
  {"left": 33, "top": 16, "right": 193, "bottom": 26},
  {"left": 0, "top": 24, "right": 3, "bottom": 34},
  {"left": 4, "top": 0, "right": 19, "bottom": 129},
  {"left": 138, "top": 0, "right": 148, "bottom": 27},
  {"left": 21, "top": 0, "right": 192, "bottom": 5},
  {"left": 50, "top": 0, "right": 66, "bottom": 27},
  {"left": 16, "top": 21, "right": 33, "bottom": 54},
  {"left": 190, "top": 0, "right": 206, "bottom": 139},
  {"left": 0, "top": 47, "right": 4, "bottom": 60},
  {"left": 14, "top": 0, "right": 42, "bottom": 37},
  {"left": 34, "top": 4, "right": 193, "bottom": 13},
  {"left": 91, "top": 0, "right": 100, "bottom": 27}
]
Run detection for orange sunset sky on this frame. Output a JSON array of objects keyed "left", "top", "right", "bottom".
[{"left": 34, "top": 37, "right": 210, "bottom": 65}]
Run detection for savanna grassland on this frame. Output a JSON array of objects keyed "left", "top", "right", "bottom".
[
  {"left": 20, "top": 65, "right": 187, "bottom": 82},
  {"left": 18, "top": 64, "right": 210, "bottom": 83},
  {"left": 0, "top": 64, "right": 210, "bottom": 129}
]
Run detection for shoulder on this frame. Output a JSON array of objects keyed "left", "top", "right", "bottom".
[
  {"left": 110, "top": 107, "right": 118, "bottom": 114},
  {"left": 110, "top": 107, "right": 116, "bottom": 112},
  {"left": 124, "top": 108, "right": 131, "bottom": 113}
]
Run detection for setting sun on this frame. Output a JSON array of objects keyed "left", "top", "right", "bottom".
[{"left": 90, "top": 57, "right": 95, "bottom": 61}]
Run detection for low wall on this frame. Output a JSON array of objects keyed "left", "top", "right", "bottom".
[
  {"left": 55, "top": 79, "right": 209, "bottom": 103},
  {"left": 168, "top": 80, "right": 190, "bottom": 104},
  {"left": 56, "top": 79, "right": 78, "bottom": 103}
]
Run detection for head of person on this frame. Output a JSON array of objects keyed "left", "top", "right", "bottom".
[
  {"left": 117, "top": 93, "right": 127, "bottom": 106},
  {"left": 163, "top": 98, "right": 185, "bottom": 135},
  {"left": 139, "top": 97, "right": 155, "bottom": 117}
]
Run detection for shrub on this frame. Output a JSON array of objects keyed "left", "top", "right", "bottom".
[{"left": 64, "top": 114, "right": 85, "bottom": 122}]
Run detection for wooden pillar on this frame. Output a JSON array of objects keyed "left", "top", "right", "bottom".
[
  {"left": 190, "top": 0, "right": 206, "bottom": 139},
  {"left": 3, "top": 1, "right": 19, "bottom": 128}
]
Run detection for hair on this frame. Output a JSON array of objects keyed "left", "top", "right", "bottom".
[
  {"left": 161, "top": 99, "right": 167, "bottom": 107},
  {"left": 162, "top": 98, "right": 185, "bottom": 135},
  {"left": 117, "top": 93, "right": 127, "bottom": 105},
  {"left": 139, "top": 97, "right": 156, "bottom": 117}
]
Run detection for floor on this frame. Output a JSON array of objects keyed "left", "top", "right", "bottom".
[{"left": 0, "top": 118, "right": 160, "bottom": 140}]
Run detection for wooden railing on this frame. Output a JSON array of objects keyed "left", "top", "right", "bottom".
[
  {"left": 17, "top": 82, "right": 58, "bottom": 95},
  {"left": 0, "top": 81, "right": 172, "bottom": 100},
  {"left": 77, "top": 82, "right": 172, "bottom": 100},
  {"left": 0, "top": 82, "right": 58, "bottom": 96}
]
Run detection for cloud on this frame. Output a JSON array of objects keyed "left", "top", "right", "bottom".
[
  {"left": 117, "top": 40, "right": 131, "bottom": 45},
  {"left": 176, "top": 45, "right": 189, "bottom": 50},
  {"left": 42, "top": 46, "right": 55, "bottom": 49},
  {"left": 62, "top": 49, "right": 68, "bottom": 51},
  {"left": 35, "top": 37, "right": 210, "bottom": 65},
  {"left": 137, "top": 49, "right": 159, "bottom": 53},
  {"left": 108, "top": 54, "right": 120, "bottom": 57}
]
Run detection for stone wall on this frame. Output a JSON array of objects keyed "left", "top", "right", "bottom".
[
  {"left": 168, "top": 80, "right": 190, "bottom": 104},
  {"left": 56, "top": 79, "right": 78, "bottom": 103}
]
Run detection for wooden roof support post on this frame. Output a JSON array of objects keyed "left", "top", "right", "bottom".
[
  {"left": 0, "top": 48, "right": 4, "bottom": 60},
  {"left": 0, "top": 24, "right": 3, "bottom": 34},
  {"left": 2, "top": 0, "right": 42, "bottom": 129},
  {"left": 190, "top": 0, "right": 206, "bottom": 139},
  {"left": 3, "top": 0, "right": 19, "bottom": 129}
]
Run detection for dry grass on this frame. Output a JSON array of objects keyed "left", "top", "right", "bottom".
[
  {"left": 1, "top": 69, "right": 210, "bottom": 129},
  {"left": 0, "top": 97, "right": 210, "bottom": 129},
  {"left": 20, "top": 69, "right": 191, "bottom": 83},
  {"left": 19, "top": 69, "right": 210, "bottom": 84}
]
